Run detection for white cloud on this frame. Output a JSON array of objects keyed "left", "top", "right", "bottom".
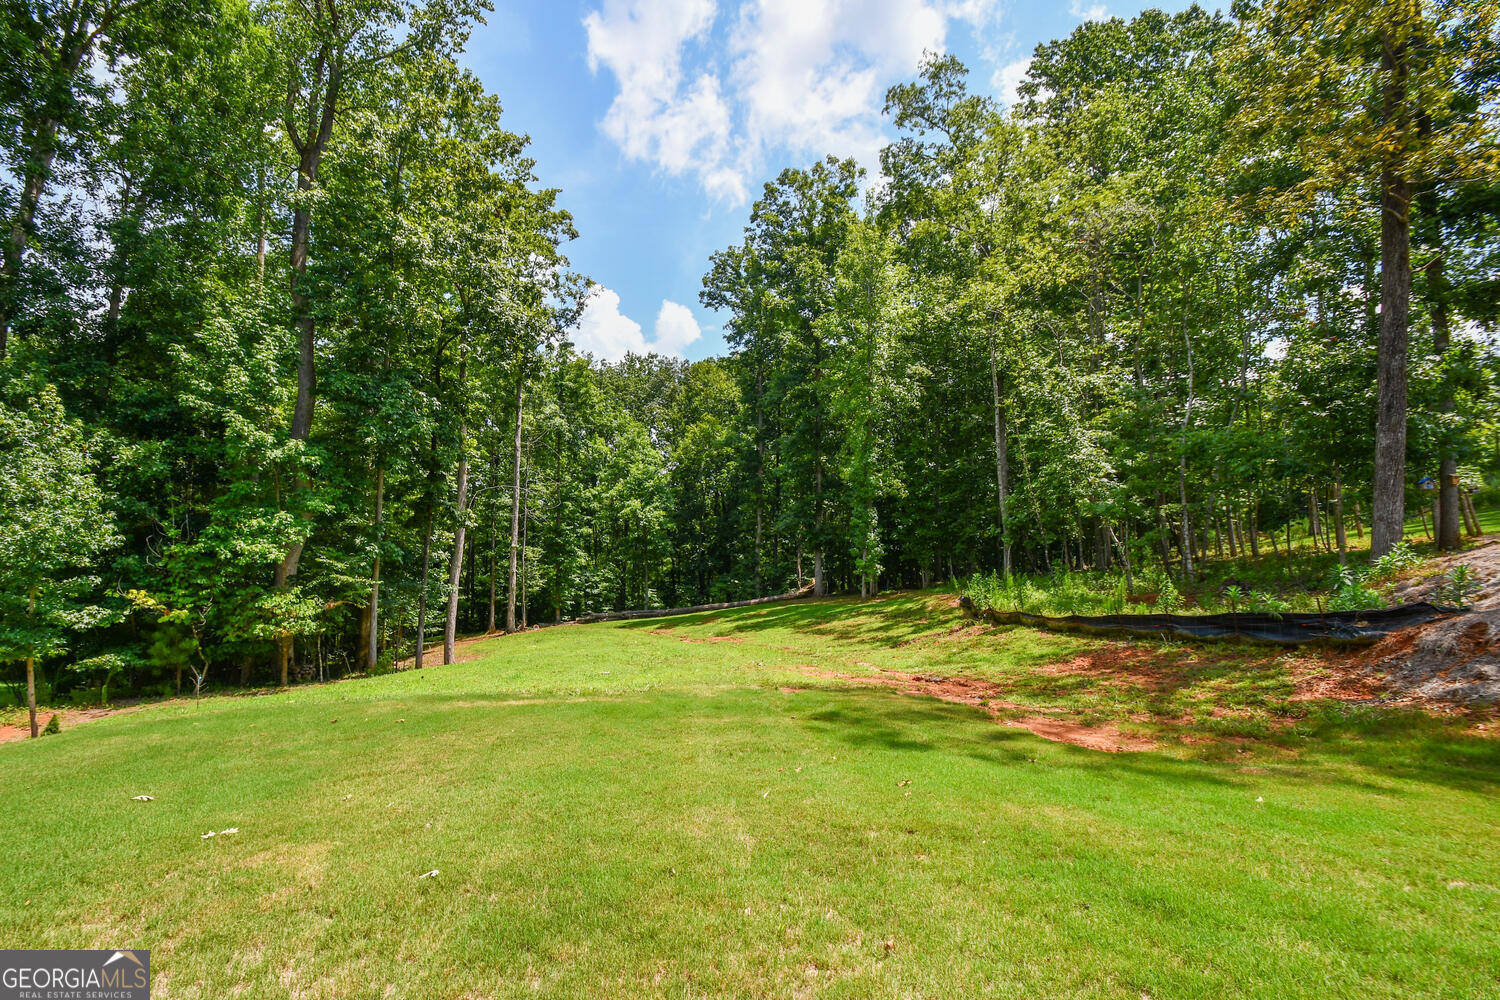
[
  {"left": 573, "top": 287, "right": 704, "bottom": 361},
  {"left": 1068, "top": 0, "right": 1107, "bottom": 20},
  {"left": 583, "top": 0, "right": 1005, "bottom": 204},
  {"left": 652, "top": 300, "right": 704, "bottom": 355},
  {"left": 993, "top": 57, "right": 1031, "bottom": 107},
  {"left": 584, "top": 0, "right": 743, "bottom": 201}
]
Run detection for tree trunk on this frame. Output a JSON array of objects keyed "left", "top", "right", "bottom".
[
  {"left": 416, "top": 503, "right": 433, "bottom": 668},
  {"left": 990, "top": 338, "right": 1011, "bottom": 575},
  {"left": 23, "top": 588, "right": 37, "bottom": 737},
  {"left": 255, "top": 169, "right": 268, "bottom": 286},
  {"left": 1370, "top": 33, "right": 1411, "bottom": 560},
  {"left": 1429, "top": 252, "right": 1460, "bottom": 553},
  {"left": 1462, "top": 491, "right": 1481, "bottom": 537},
  {"left": 444, "top": 342, "right": 470, "bottom": 666},
  {"left": 506, "top": 375, "right": 525, "bottom": 632},
  {"left": 444, "top": 451, "right": 468, "bottom": 665},
  {"left": 1333, "top": 468, "right": 1348, "bottom": 567},
  {"left": 813, "top": 460, "right": 826, "bottom": 598},
  {"left": 271, "top": 69, "right": 340, "bottom": 678},
  {"left": 1178, "top": 327, "right": 1195, "bottom": 581},
  {"left": 487, "top": 472, "right": 498, "bottom": 633},
  {"left": 367, "top": 464, "right": 384, "bottom": 672},
  {"left": 1309, "top": 488, "right": 1322, "bottom": 552},
  {"left": 1, "top": 119, "right": 62, "bottom": 356},
  {"left": 357, "top": 604, "right": 371, "bottom": 669},
  {"left": 1178, "top": 471, "right": 1193, "bottom": 582},
  {"left": 521, "top": 453, "right": 530, "bottom": 629}
]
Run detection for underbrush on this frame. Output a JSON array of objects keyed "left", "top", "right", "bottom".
[{"left": 960, "top": 541, "right": 1442, "bottom": 617}]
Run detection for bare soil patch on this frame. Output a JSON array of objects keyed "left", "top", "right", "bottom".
[
  {"left": 0, "top": 704, "right": 145, "bottom": 744},
  {"left": 777, "top": 663, "right": 1155, "bottom": 753},
  {"left": 1353, "top": 536, "right": 1500, "bottom": 704},
  {"left": 1038, "top": 645, "right": 1181, "bottom": 690},
  {"left": 1352, "top": 609, "right": 1500, "bottom": 704},
  {"left": 999, "top": 716, "right": 1156, "bottom": 753},
  {"left": 1388, "top": 537, "right": 1500, "bottom": 610}
]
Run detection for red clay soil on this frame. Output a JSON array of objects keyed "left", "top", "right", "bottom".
[
  {"left": 654, "top": 632, "right": 745, "bottom": 644},
  {"left": 1285, "top": 651, "right": 1393, "bottom": 702},
  {"left": 1038, "top": 645, "right": 1179, "bottom": 690},
  {"left": 1341, "top": 536, "right": 1500, "bottom": 704},
  {"left": 0, "top": 704, "right": 143, "bottom": 744},
  {"left": 780, "top": 662, "right": 1156, "bottom": 753},
  {"left": 1348, "top": 611, "right": 1500, "bottom": 704}
]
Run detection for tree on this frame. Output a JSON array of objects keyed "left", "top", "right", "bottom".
[
  {"left": 0, "top": 383, "right": 119, "bottom": 736},
  {"left": 1231, "top": 0, "right": 1500, "bottom": 557}
]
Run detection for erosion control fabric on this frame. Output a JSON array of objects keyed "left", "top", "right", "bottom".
[{"left": 959, "top": 598, "right": 1461, "bottom": 647}]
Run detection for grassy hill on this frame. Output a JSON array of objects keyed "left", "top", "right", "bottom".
[{"left": 3, "top": 595, "right": 1496, "bottom": 999}]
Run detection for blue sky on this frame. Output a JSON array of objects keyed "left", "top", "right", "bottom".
[{"left": 460, "top": 0, "right": 1198, "bottom": 362}]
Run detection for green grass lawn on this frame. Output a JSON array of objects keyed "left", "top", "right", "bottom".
[{"left": 4, "top": 595, "right": 1497, "bottom": 999}]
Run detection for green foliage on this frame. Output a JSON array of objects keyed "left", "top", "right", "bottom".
[
  {"left": 1369, "top": 541, "right": 1423, "bottom": 582},
  {"left": 41, "top": 712, "right": 60, "bottom": 735},
  {"left": 1432, "top": 565, "right": 1481, "bottom": 608},
  {"left": 1327, "top": 568, "right": 1385, "bottom": 613},
  {"left": 2, "top": 0, "right": 1497, "bottom": 696},
  {"left": 0, "top": 382, "right": 121, "bottom": 666}
]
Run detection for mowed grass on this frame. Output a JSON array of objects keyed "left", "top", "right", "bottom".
[{"left": 3, "top": 595, "right": 1498, "bottom": 999}]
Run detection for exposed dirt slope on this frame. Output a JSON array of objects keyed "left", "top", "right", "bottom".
[{"left": 1360, "top": 537, "right": 1500, "bottom": 704}]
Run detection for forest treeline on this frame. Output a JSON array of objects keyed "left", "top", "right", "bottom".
[{"left": 2, "top": 0, "right": 1498, "bottom": 710}]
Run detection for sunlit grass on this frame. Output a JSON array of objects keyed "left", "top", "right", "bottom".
[{"left": 2, "top": 593, "right": 1496, "bottom": 999}]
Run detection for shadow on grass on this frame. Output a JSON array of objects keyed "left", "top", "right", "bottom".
[
  {"left": 616, "top": 592, "right": 962, "bottom": 648},
  {"left": 785, "top": 672, "right": 1500, "bottom": 796}
]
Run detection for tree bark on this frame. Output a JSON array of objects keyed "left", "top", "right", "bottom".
[
  {"left": 443, "top": 453, "right": 468, "bottom": 665},
  {"left": 990, "top": 337, "right": 1011, "bottom": 575},
  {"left": 1370, "top": 32, "right": 1411, "bottom": 560},
  {"left": 272, "top": 53, "right": 342, "bottom": 677},
  {"left": 813, "top": 445, "right": 825, "bottom": 598},
  {"left": 416, "top": 503, "right": 433, "bottom": 668},
  {"left": 521, "top": 456, "right": 530, "bottom": 629},
  {"left": 507, "top": 373, "right": 525, "bottom": 632},
  {"left": 1426, "top": 226, "right": 1461, "bottom": 552},
  {"left": 1462, "top": 491, "right": 1481, "bottom": 537},
  {"left": 444, "top": 343, "right": 470, "bottom": 666},
  {"left": 367, "top": 464, "right": 384, "bottom": 672},
  {"left": 1309, "top": 488, "right": 1322, "bottom": 553},
  {"left": 24, "top": 588, "right": 37, "bottom": 737},
  {"left": 1333, "top": 468, "right": 1348, "bottom": 567},
  {"left": 487, "top": 455, "right": 498, "bottom": 633},
  {"left": 1, "top": 114, "right": 63, "bottom": 356},
  {"left": 1178, "top": 327, "right": 1195, "bottom": 581}
]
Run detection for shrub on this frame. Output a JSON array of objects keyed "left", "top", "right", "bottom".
[
  {"left": 43, "top": 713, "right": 61, "bottom": 736},
  {"left": 1328, "top": 567, "right": 1384, "bottom": 612},
  {"left": 1369, "top": 541, "right": 1420, "bottom": 581},
  {"left": 1432, "top": 565, "right": 1480, "bottom": 608},
  {"left": 1157, "top": 577, "right": 1183, "bottom": 614}
]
